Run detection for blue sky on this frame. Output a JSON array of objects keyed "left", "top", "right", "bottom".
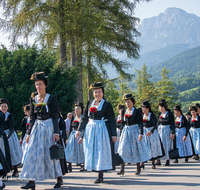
[
  {"left": 0, "top": 0, "right": 200, "bottom": 48},
  {"left": 134, "top": 0, "right": 200, "bottom": 22}
]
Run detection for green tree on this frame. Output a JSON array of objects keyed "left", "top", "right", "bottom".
[
  {"left": 0, "top": 45, "right": 79, "bottom": 129},
  {"left": 156, "top": 67, "right": 179, "bottom": 109},
  {"left": 135, "top": 63, "right": 158, "bottom": 112}
]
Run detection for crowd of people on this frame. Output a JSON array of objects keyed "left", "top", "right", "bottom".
[{"left": 0, "top": 71, "right": 199, "bottom": 190}]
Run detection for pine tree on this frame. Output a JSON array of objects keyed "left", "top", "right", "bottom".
[
  {"left": 156, "top": 67, "right": 179, "bottom": 109},
  {"left": 135, "top": 63, "right": 158, "bottom": 111}
]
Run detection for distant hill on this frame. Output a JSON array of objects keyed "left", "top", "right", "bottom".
[
  {"left": 106, "top": 43, "right": 191, "bottom": 78},
  {"left": 149, "top": 46, "right": 200, "bottom": 81},
  {"left": 137, "top": 7, "right": 200, "bottom": 54}
]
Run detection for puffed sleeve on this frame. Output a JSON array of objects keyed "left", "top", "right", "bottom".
[
  {"left": 59, "top": 117, "right": 67, "bottom": 142},
  {"left": 150, "top": 113, "right": 157, "bottom": 133},
  {"left": 169, "top": 112, "right": 175, "bottom": 134},
  {"left": 7, "top": 114, "right": 15, "bottom": 139},
  {"left": 21, "top": 117, "right": 27, "bottom": 140},
  {"left": 183, "top": 116, "right": 189, "bottom": 136},
  {"left": 78, "top": 101, "right": 89, "bottom": 132},
  {"left": 136, "top": 108, "right": 143, "bottom": 135},
  {"left": 50, "top": 96, "right": 60, "bottom": 134},
  {"left": 0, "top": 112, "right": 5, "bottom": 137},
  {"left": 105, "top": 103, "right": 117, "bottom": 137},
  {"left": 27, "top": 97, "right": 37, "bottom": 135}
]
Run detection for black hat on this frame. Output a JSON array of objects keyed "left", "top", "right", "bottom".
[
  {"left": 0, "top": 98, "right": 8, "bottom": 104},
  {"left": 22, "top": 102, "right": 29, "bottom": 109},
  {"left": 141, "top": 100, "right": 151, "bottom": 107},
  {"left": 118, "top": 104, "right": 125, "bottom": 110},
  {"left": 24, "top": 104, "right": 30, "bottom": 111},
  {"left": 186, "top": 111, "right": 192, "bottom": 116},
  {"left": 190, "top": 106, "right": 197, "bottom": 112},
  {"left": 30, "top": 72, "right": 48, "bottom": 81},
  {"left": 174, "top": 105, "right": 181, "bottom": 111},
  {"left": 159, "top": 99, "right": 167, "bottom": 105},
  {"left": 123, "top": 93, "right": 135, "bottom": 100},
  {"left": 194, "top": 103, "right": 200, "bottom": 108},
  {"left": 74, "top": 102, "right": 85, "bottom": 108},
  {"left": 89, "top": 82, "right": 104, "bottom": 90}
]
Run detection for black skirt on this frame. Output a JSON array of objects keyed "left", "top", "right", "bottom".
[
  {"left": 0, "top": 148, "right": 10, "bottom": 176},
  {"left": 3, "top": 132, "right": 12, "bottom": 170}
]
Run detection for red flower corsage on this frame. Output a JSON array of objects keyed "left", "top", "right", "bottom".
[
  {"left": 159, "top": 116, "right": 163, "bottom": 119},
  {"left": 26, "top": 123, "right": 29, "bottom": 126},
  {"left": 175, "top": 121, "right": 180, "bottom": 125},
  {"left": 90, "top": 107, "right": 98, "bottom": 113},
  {"left": 117, "top": 120, "right": 122, "bottom": 123},
  {"left": 143, "top": 119, "right": 147, "bottom": 122},
  {"left": 74, "top": 120, "right": 79, "bottom": 123},
  {"left": 125, "top": 114, "right": 131, "bottom": 117},
  {"left": 192, "top": 119, "right": 197, "bottom": 122}
]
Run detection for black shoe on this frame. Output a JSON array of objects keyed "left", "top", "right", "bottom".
[
  {"left": 135, "top": 169, "right": 141, "bottom": 175},
  {"left": 21, "top": 182, "right": 35, "bottom": 189},
  {"left": 185, "top": 158, "right": 188, "bottom": 162},
  {"left": 152, "top": 165, "right": 156, "bottom": 169},
  {"left": 140, "top": 164, "right": 145, "bottom": 170},
  {"left": 68, "top": 166, "right": 72, "bottom": 172},
  {"left": 155, "top": 161, "right": 161, "bottom": 165},
  {"left": 94, "top": 178, "right": 103, "bottom": 183},
  {"left": 165, "top": 160, "right": 170, "bottom": 166},
  {"left": 173, "top": 159, "right": 178, "bottom": 163},
  {"left": 12, "top": 170, "right": 19, "bottom": 177},
  {"left": 54, "top": 181, "right": 63, "bottom": 188},
  {"left": 0, "top": 183, "right": 6, "bottom": 190},
  {"left": 127, "top": 163, "right": 131, "bottom": 165},
  {"left": 80, "top": 168, "right": 87, "bottom": 172}
]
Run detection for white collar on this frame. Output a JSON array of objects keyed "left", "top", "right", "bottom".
[
  {"left": 5, "top": 112, "right": 10, "bottom": 120},
  {"left": 161, "top": 111, "right": 168, "bottom": 118},
  {"left": 143, "top": 112, "right": 151, "bottom": 120}
]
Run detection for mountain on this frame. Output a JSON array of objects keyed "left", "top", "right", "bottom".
[
  {"left": 137, "top": 7, "right": 200, "bottom": 54},
  {"left": 148, "top": 46, "right": 200, "bottom": 92}
]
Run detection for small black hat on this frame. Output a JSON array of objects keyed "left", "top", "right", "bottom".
[
  {"left": 89, "top": 82, "right": 104, "bottom": 90},
  {"left": 0, "top": 98, "right": 8, "bottom": 104},
  {"left": 30, "top": 72, "right": 48, "bottom": 81},
  {"left": 186, "top": 111, "right": 192, "bottom": 116},
  {"left": 194, "top": 103, "right": 200, "bottom": 108},
  {"left": 118, "top": 104, "right": 125, "bottom": 110},
  {"left": 123, "top": 93, "right": 135, "bottom": 100},
  {"left": 159, "top": 99, "right": 167, "bottom": 105},
  {"left": 141, "top": 100, "right": 151, "bottom": 107},
  {"left": 22, "top": 102, "right": 29, "bottom": 109},
  {"left": 174, "top": 105, "right": 181, "bottom": 111},
  {"left": 74, "top": 102, "right": 85, "bottom": 108},
  {"left": 24, "top": 104, "right": 30, "bottom": 111},
  {"left": 190, "top": 106, "right": 197, "bottom": 112}
]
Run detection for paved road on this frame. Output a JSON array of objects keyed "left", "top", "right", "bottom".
[{"left": 4, "top": 159, "right": 200, "bottom": 190}]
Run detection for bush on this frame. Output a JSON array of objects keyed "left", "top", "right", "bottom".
[{"left": 0, "top": 45, "right": 79, "bottom": 130}]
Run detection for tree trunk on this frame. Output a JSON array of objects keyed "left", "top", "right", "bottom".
[
  {"left": 59, "top": 0, "right": 67, "bottom": 67},
  {"left": 70, "top": 38, "right": 76, "bottom": 66},
  {"left": 76, "top": 47, "right": 83, "bottom": 103},
  {"left": 87, "top": 51, "right": 93, "bottom": 101}
]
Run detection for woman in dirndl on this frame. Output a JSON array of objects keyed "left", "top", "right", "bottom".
[
  {"left": 0, "top": 98, "right": 22, "bottom": 177},
  {"left": 116, "top": 104, "right": 125, "bottom": 175},
  {"left": 173, "top": 105, "right": 194, "bottom": 163},
  {"left": 65, "top": 102, "right": 85, "bottom": 172},
  {"left": 140, "top": 100, "right": 164, "bottom": 169},
  {"left": 156, "top": 99, "right": 175, "bottom": 166},
  {"left": 76, "top": 82, "right": 119, "bottom": 183},
  {"left": 20, "top": 104, "right": 30, "bottom": 157},
  {"left": 118, "top": 94, "right": 151, "bottom": 175},
  {"left": 20, "top": 72, "right": 63, "bottom": 189},
  {"left": 188, "top": 106, "right": 200, "bottom": 161},
  {"left": 0, "top": 109, "right": 10, "bottom": 189}
]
